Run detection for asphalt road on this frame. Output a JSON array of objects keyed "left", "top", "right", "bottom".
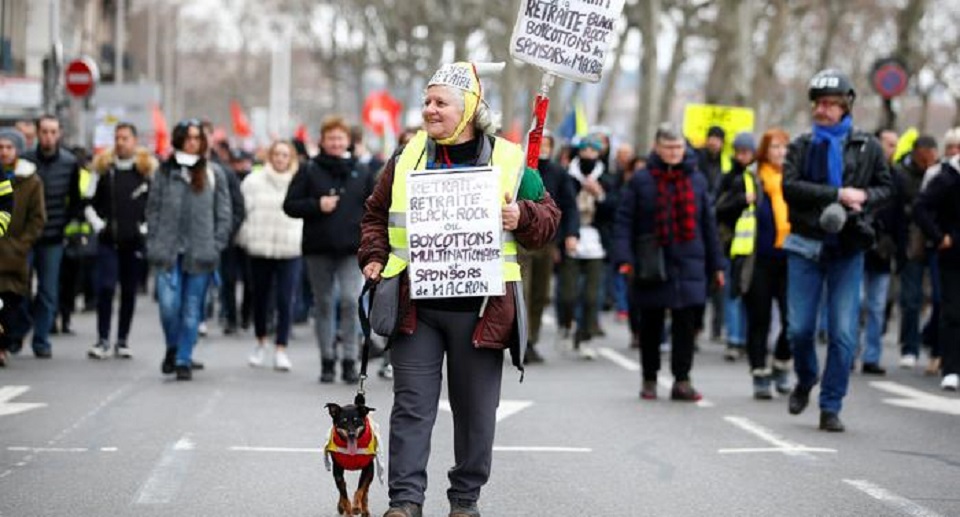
[{"left": 1, "top": 296, "right": 958, "bottom": 517}]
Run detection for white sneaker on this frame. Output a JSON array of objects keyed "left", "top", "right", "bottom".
[
  {"left": 577, "top": 345, "right": 597, "bottom": 360},
  {"left": 248, "top": 345, "right": 265, "bottom": 367},
  {"left": 899, "top": 354, "right": 918, "bottom": 369},
  {"left": 198, "top": 322, "right": 209, "bottom": 337},
  {"left": 941, "top": 374, "right": 959, "bottom": 391},
  {"left": 274, "top": 349, "right": 292, "bottom": 371},
  {"left": 87, "top": 342, "right": 111, "bottom": 360}
]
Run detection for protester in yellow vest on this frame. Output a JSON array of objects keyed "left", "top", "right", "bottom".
[
  {"left": 741, "top": 129, "right": 794, "bottom": 399},
  {"left": 358, "top": 61, "right": 559, "bottom": 517}
]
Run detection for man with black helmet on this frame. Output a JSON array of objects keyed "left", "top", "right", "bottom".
[{"left": 781, "top": 69, "right": 892, "bottom": 432}]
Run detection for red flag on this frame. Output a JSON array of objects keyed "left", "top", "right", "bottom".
[
  {"left": 362, "top": 91, "right": 402, "bottom": 137},
  {"left": 294, "top": 123, "right": 309, "bottom": 144},
  {"left": 152, "top": 103, "right": 170, "bottom": 157},
  {"left": 230, "top": 100, "right": 252, "bottom": 138}
]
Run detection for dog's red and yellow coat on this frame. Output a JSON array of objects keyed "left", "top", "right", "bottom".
[{"left": 324, "top": 403, "right": 381, "bottom": 517}]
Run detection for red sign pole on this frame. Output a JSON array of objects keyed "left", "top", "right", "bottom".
[{"left": 523, "top": 72, "right": 555, "bottom": 171}]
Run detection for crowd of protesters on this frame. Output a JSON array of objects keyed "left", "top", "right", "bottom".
[{"left": 0, "top": 67, "right": 958, "bottom": 439}]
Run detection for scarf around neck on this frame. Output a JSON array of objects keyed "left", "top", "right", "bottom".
[
  {"left": 758, "top": 161, "right": 790, "bottom": 248},
  {"left": 808, "top": 114, "right": 852, "bottom": 187},
  {"left": 650, "top": 163, "right": 696, "bottom": 246}
]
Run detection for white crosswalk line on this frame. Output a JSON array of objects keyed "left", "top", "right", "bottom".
[{"left": 843, "top": 479, "right": 945, "bottom": 517}]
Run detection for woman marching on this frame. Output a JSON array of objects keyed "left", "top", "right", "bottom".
[
  {"left": 720, "top": 129, "right": 794, "bottom": 398},
  {"left": 238, "top": 140, "right": 303, "bottom": 371},
  {"left": 146, "top": 119, "right": 232, "bottom": 380},
  {"left": 358, "top": 62, "right": 559, "bottom": 517}
]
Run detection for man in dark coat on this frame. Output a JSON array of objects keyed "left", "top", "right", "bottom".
[
  {"left": 19, "top": 115, "right": 81, "bottom": 358},
  {"left": 613, "top": 124, "right": 725, "bottom": 402},
  {"left": 781, "top": 69, "right": 892, "bottom": 432}
]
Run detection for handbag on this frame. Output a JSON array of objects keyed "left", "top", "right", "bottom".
[
  {"left": 366, "top": 276, "right": 402, "bottom": 338},
  {"left": 633, "top": 234, "right": 668, "bottom": 286}
]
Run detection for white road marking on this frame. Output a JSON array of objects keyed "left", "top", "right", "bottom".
[
  {"left": 598, "top": 347, "right": 715, "bottom": 407},
  {"left": 7, "top": 447, "right": 88, "bottom": 453},
  {"left": 722, "top": 416, "right": 836, "bottom": 457},
  {"left": 493, "top": 446, "right": 592, "bottom": 453},
  {"left": 596, "top": 347, "right": 639, "bottom": 371},
  {"left": 438, "top": 399, "right": 533, "bottom": 422},
  {"left": 230, "top": 446, "right": 324, "bottom": 453},
  {"left": 135, "top": 435, "right": 195, "bottom": 505},
  {"left": 0, "top": 386, "right": 47, "bottom": 417},
  {"left": 229, "top": 445, "right": 592, "bottom": 454},
  {"left": 718, "top": 447, "right": 837, "bottom": 454},
  {"left": 843, "top": 479, "right": 944, "bottom": 517},
  {"left": 870, "top": 381, "right": 960, "bottom": 416}
]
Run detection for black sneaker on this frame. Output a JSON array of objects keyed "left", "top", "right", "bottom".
[
  {"left": 342, "top": 360, "right": 359, "bottom": 384},
  {"left": 175, "top": 364, "right": 192, "bottom": 381},
  {"left": 788, "top": 386, "right": 812, "bottom": 415},
  {"left": 190, "top": 360, "right": 205, "bottom": 370},
  {"left": 319, "top": 359, "right": 336, "bottom": 384},
  {"left": 161, "top": 348, "right": 176, "bottom": 374},
  {"left": 819, "top": 411, "right": 845, "bottom": 432},
  {"left": 861, "top": 363, "right": 886, "bottom": 376}
]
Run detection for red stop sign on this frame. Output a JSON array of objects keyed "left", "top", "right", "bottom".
[{"left": 64, "top": 58, "right": 99, "bottom": 98}]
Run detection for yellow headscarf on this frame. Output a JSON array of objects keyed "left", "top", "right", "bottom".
[{"left": 427, "top": 62, "right": 482, "bottom": 145}]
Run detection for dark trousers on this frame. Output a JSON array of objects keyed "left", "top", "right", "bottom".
[
  {"left": 220, "top": 245, "right": 252, "bottom": 327},
  {"left": 519, "top": 243, "right": 555, "bottom": 345},
  {"left": 250, "top": 257, "right": 300, "bottom": 346},
  {"left": 59, "top": 253, "right": 96, "bottom": 328},
  {"left": 639, "top": 305, "right": 698, "bottom": 382},
  {"left": 939, "top": 267, "right": 960, "bottom": 376},
  {"left": 743, "top": 255, "right": 792, "bottom": 371},
  {"left": 0, "top": 292, "right": 24, "bottom": 350},
  {"left": 96, "top": 245, "right": 141, "bottom": 343},
  {"left": 388, "top": 307, "right": 502, "bottom": 506},
  {"left": 558, "top": 257, "right": 603, "bottom": 338}
]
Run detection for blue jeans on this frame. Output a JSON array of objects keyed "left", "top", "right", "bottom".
[
  {"left": 25, "top": 243, "right": 64, "bottom": 353},
  {"left": 156, "top": 258, "right": 211, "bottom": 367},
  {"left": 861, "top": 271, "right": 891, "bottom": 365},
  {"left": 724, "top": 262, "right": 746, "bottom": 346},
  {"left": 899, "top": 259, "right": 926, "bottom": 357},
  {"left": 787, "top": 251, "right": 864, "bottom": 414}
]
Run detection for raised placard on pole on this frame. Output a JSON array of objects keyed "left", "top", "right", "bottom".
[
  {"left": 510, "top": 0, "right": 627, "bottom": 84},
  {"left": 407, "top": 167, "right": 505, "bottom": 300}
]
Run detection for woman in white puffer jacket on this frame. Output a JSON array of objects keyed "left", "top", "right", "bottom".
[{"left": 238, "top": 140, "right": 303, "bottom": 371}]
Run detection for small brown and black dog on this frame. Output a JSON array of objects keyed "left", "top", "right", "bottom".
[{"left": 324, "top": 402, "right": 380, "bottom": 516}]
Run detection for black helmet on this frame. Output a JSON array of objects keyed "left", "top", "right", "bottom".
[{"left": 808, "top": 69, "right": 856, "bottom": 106}]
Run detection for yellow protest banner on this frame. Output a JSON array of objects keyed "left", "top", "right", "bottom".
[{"left": 682, "top": 103, "right": 756, "bottom": 156}]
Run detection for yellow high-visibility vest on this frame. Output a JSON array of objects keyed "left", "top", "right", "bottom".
[
  {"left": 65, "top": 168, "right": 94, "bottom": 237},
  {"left": 729, "top": 172, "right": 757, "bottom": 258},
  {"left": 0, "top": 177, "right": 11, "bottom": 236},
  {"left": 382, "top": 130, "right": 523, "bottom": 284}
]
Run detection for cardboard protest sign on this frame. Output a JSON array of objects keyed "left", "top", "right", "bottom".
[
  {"left": 407, "top": 167, "right": 505, "bottom": 299},
  {"left": 510, "top": 0, "right": 626, "bottom": 83},
  {"left": 682, "top": 103, "right": 755, "bottom": 155}
]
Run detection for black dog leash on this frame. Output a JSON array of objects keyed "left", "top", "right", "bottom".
[{"left": 355, "top": 279, "right": 377, "bottom": 407}]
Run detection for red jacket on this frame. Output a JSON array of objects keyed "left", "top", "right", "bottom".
[{"left": 358, "top": 150, "right": 560, "bottom": 350}]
